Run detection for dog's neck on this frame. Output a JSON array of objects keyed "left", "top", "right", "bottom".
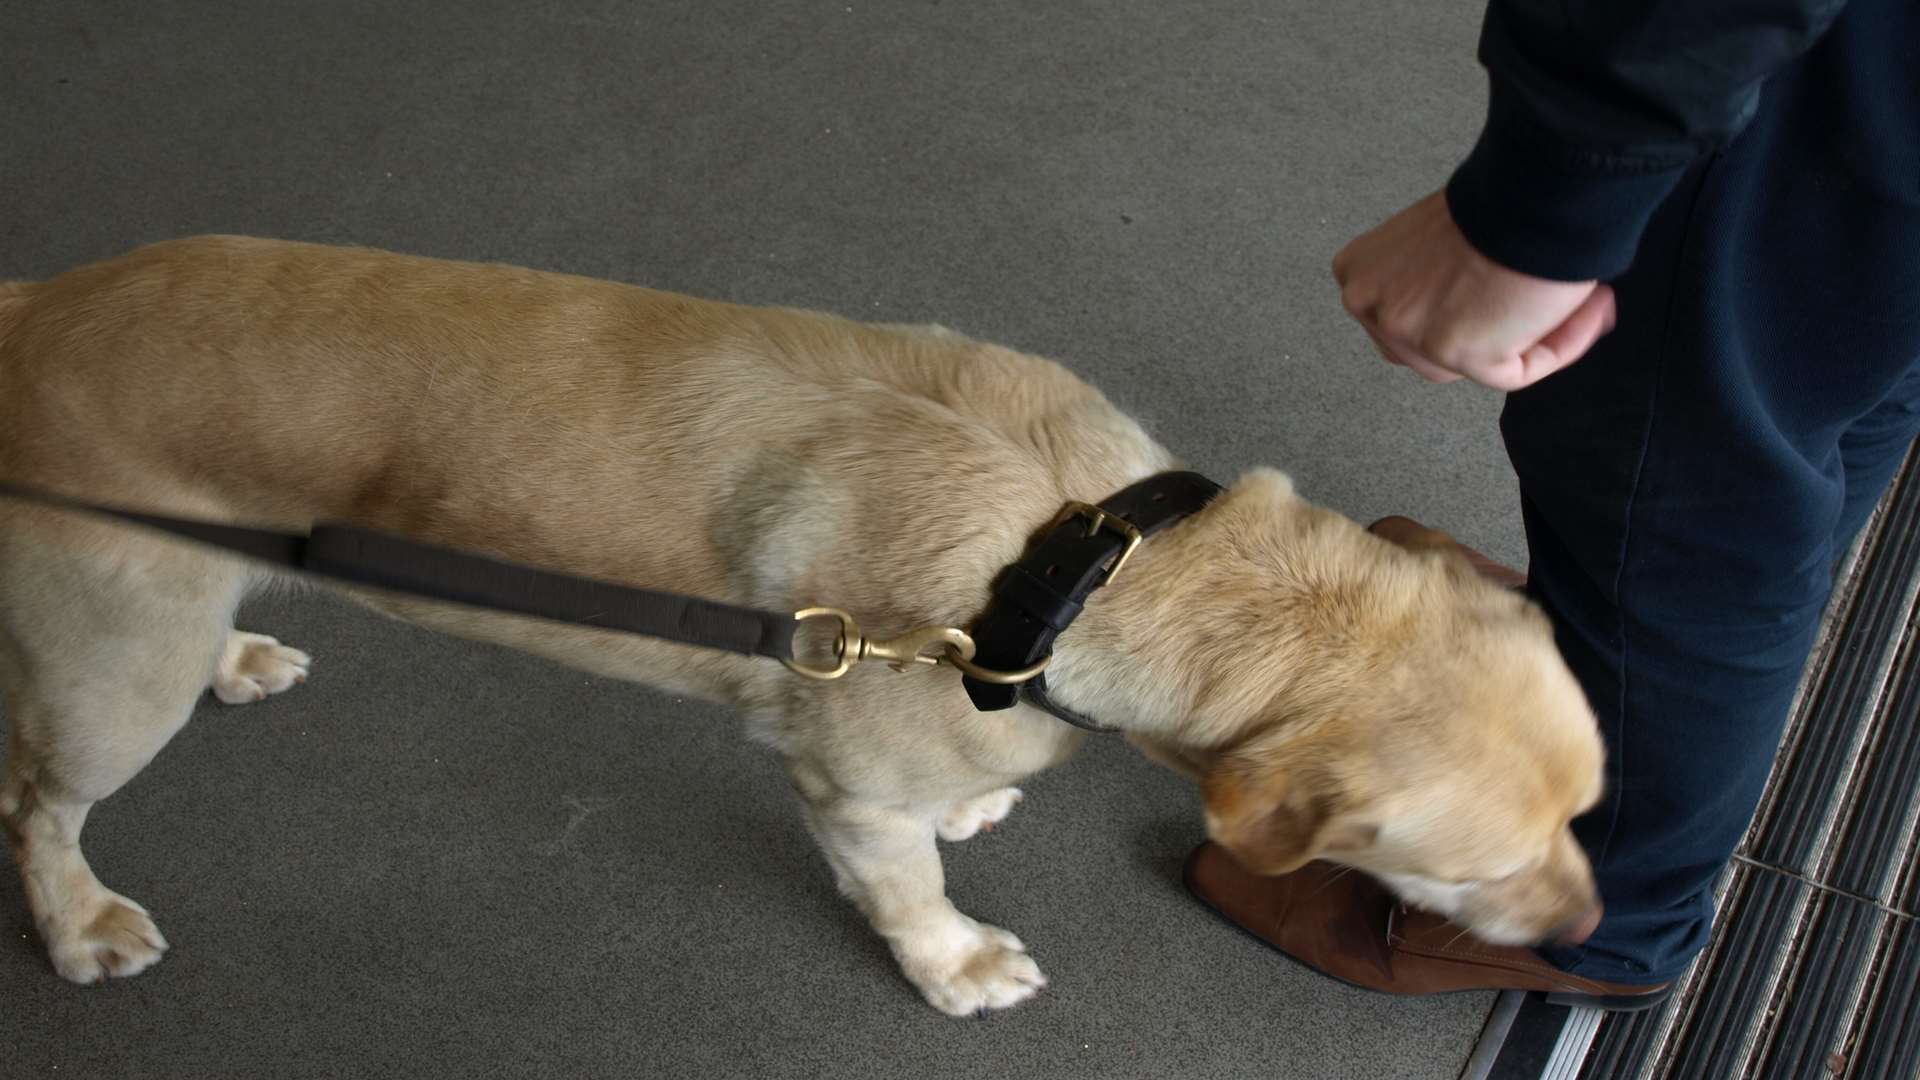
[
  {"left": 1041, "top": 596, "right": 1223, "bottom": 742},
  {"left": 1041, "top": 629, "right": 1197, "bottom": 739},
  {"left": 1034, "top": 473, "right": 1379, "bottom": 748}
]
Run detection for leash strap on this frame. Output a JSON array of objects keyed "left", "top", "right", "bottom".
[
  {"left": 0, "top": 472, "right": 1221, "bottom": 722},
  {"left": 0, "top": 481, "right": 798, "bottom": 661},
  {"left": 962, "top": 471, "right": 1222, "bottom": 729}
]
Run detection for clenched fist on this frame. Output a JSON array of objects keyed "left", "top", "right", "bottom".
[{"left": 1333, "top": 191, "right": 1618, "bottom": 391}]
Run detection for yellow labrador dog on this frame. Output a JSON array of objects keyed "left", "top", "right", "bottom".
[{"left": 0, "top": 238, "right": 1603, "bottom": 1015}]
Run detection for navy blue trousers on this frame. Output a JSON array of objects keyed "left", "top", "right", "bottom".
[{"left": 1505, "top": 0, "right": 1920, "bottom": 984}]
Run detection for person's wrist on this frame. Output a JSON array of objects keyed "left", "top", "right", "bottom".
[{"left": 1446, "top": 83, "right": 1689, "bottom": 283}]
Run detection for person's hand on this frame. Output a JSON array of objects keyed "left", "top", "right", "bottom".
[{"left": 1332, "top": 191, "right": 1617, "bottom": 391}]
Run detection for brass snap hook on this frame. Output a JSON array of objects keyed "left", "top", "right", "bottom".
[
  {"left": 782, "top": 608, "right": 979, "bottom": 680},
  {"left": 866, "top": 624, "right": 978, "bottom": 672},
  {"left": 781, "top": 607, "right": 1052, "bottom": 686}
]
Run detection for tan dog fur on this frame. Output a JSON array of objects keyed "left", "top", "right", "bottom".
[{"left": 0, "top": 237, "right": 1603, "bottom": 1014}]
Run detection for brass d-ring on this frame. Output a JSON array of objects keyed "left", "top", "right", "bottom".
[{"left": 942, "top": 646, "right": 1051, "bottom": 685}]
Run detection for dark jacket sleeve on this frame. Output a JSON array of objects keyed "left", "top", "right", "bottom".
[{"left": 1446, "top": 0, "right": 1850, "bottom": 282}]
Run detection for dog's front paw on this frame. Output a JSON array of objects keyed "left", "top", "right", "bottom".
[
  {"left": 47, "top": 892, "right": 169, "bottom": 984},
  {"left": 937, "top": 787, "right": 1023, "bottom": 842},
  {"left": 213, "top": 631, "right": 311, "bottom": 704},
  {"left": 899, "top": 919, "right": 1047, "bottom": 1015}
]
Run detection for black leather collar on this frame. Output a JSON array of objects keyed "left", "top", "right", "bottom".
[{"left": 962, "top": 471, "right": 1222, "bottom": 732}]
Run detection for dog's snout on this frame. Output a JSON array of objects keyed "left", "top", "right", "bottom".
[{"left": 1555, "top": 902, "right": 1603, "bottom": 946}]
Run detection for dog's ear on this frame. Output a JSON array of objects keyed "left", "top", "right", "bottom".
[
  {"left": 1370, "top": 515, "right": 1524, "bottom": 590},
  {"left": 1202, "top": 737, "right": 1379, "bottom": 875},
  {"left": 1369, "top": 515, "right": 1458, "bottom": 554}
]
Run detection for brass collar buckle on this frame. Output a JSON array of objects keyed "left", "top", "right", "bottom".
[{"left": 1050, "top": 501, "right": 1145, "bottom": 584}]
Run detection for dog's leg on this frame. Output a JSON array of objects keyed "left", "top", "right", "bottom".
[
  {"left": 936, "top": 787, "right": 1023, "bottom": 842},
  {"left": 801, "top": 793, "right": 1046, "bottom": 1014},
  {"left": 0, "top": 524, "right": 247, "bottom": 983},
  {"left": 211, "top": 630, "right": 311, "bottom": 705}
]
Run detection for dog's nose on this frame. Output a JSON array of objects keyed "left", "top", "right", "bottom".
[{"left": 1556, "top": 903, "right": 1603, "bottom": 946}]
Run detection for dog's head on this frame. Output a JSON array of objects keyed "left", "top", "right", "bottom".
[{"left": 1127, "top": 471, "right": 1604, "bottom": 946}]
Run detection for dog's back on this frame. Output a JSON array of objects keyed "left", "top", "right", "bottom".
[{"left": 0, "top": 280, "right": 33, "bottom": 339}]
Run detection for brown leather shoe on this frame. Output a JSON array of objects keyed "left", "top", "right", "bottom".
[{"left": 1183, "top": 844, "right": 1672, "bottom": 1012}]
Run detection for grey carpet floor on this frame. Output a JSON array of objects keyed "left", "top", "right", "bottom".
[{"left": 1, "top": 2, "right": 1518, "bottom": 1076}]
